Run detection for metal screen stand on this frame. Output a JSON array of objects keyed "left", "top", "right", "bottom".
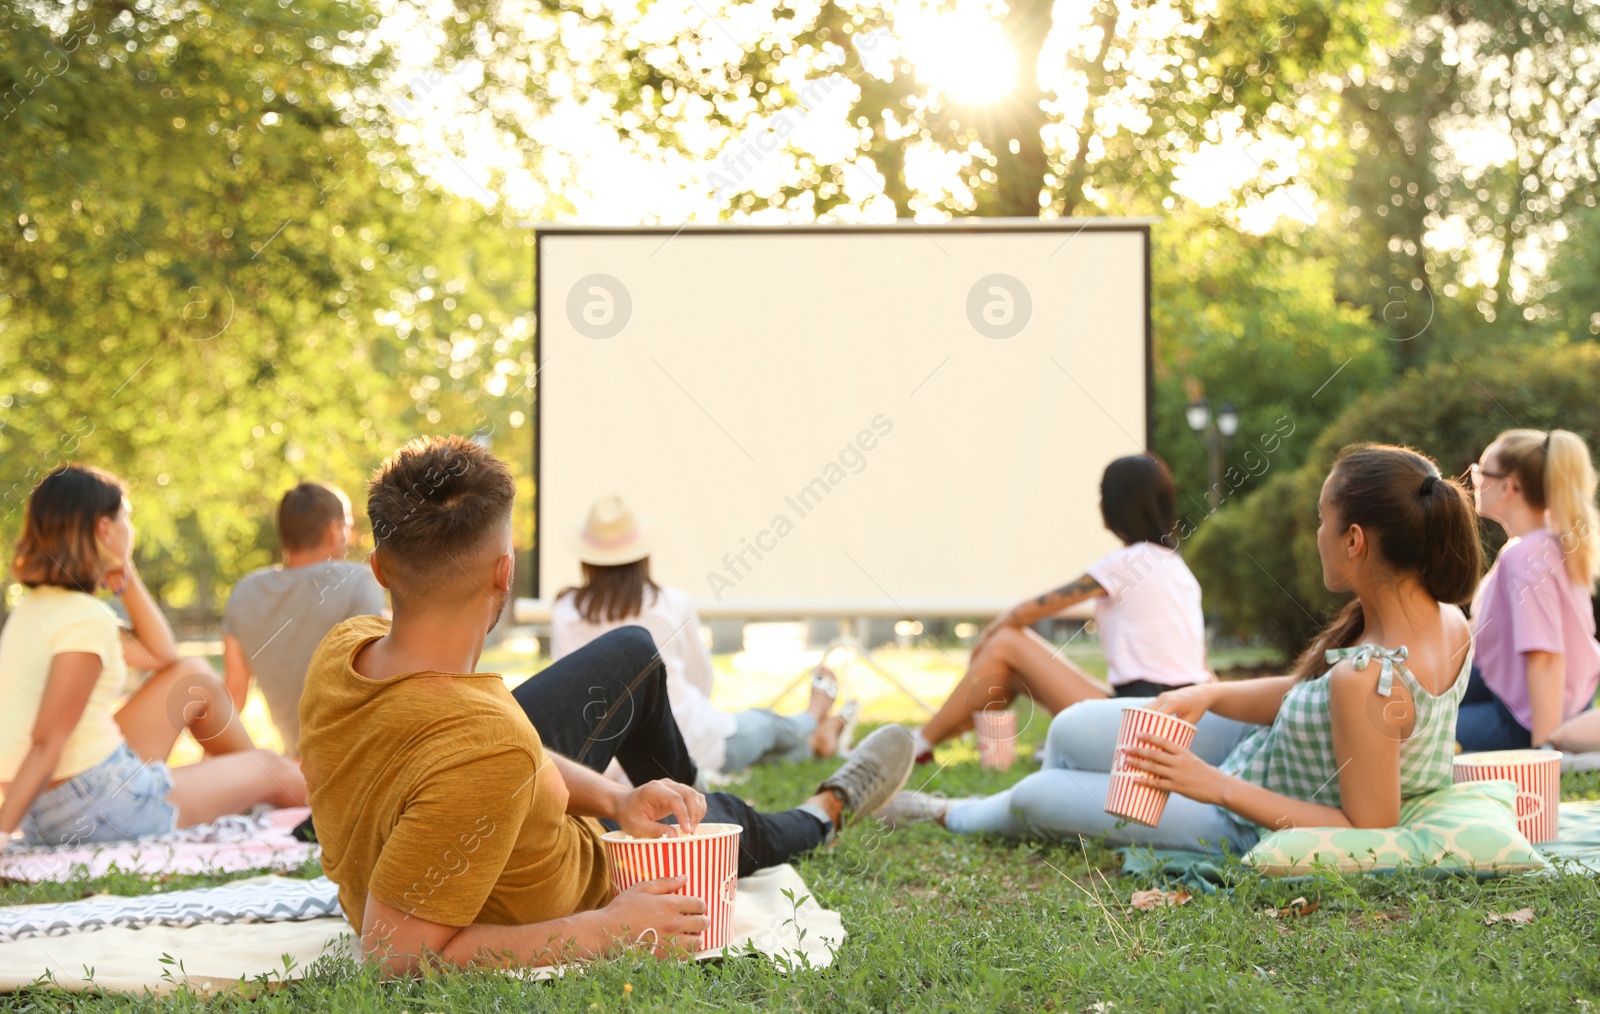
[{"left": 765, "top": 617, "right": 938, "bottom": 715}]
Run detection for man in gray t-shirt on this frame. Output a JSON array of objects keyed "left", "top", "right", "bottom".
[{"left": 222, "top": 482, "right": 387, "bottom": 757}]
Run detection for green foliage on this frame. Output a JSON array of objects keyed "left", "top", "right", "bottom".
[
  {"left": 3, "top": 0, "right": 1598, "bottom": 629},
  {"left": 430, "top": 0, "right": 1390, "bottom": 219},
  {"left": 1540, "top": 204, "right": 1600, "bottom": 342},
  {"left": 1151, "top": 211, "right": 1392, "bottom": 521},
  {"left": 1319, "top": 0, "right": 1600, "bottom": 367},
  {"left": 0, "top": 2, "right": 536, "bottom": 611},
  {"left": 1188, "top": 463, "right": 1326, "bottom": 659},
  {"left": 1191, "top": 343, "right": 1600, "bottom": 654}
]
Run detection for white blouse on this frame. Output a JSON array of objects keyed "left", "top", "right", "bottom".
[{"left": 549, "top": 585, "right": 737, "bottom": 773}]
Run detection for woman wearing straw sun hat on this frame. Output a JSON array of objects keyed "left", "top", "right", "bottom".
[{"left": 550, "top": 496, "right": 857, "bottom": 779}]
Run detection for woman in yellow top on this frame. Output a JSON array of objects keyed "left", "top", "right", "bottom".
[{"left": 0, "top": 466, "right": 306, "bottom": 847}]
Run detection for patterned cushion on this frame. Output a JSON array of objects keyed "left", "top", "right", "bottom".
[{"left": 1242, "top": 780, "right": 1547, "bottom": 876}]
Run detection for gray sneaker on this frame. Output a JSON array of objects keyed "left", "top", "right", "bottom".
[
  {"left": 817, "top": 725, "right": 915, "bottom": 827},
  {"left": 878, "top": 790, "right": 955, "bottom": 829}
]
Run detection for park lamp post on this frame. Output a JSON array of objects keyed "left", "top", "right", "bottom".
[{"left": 1186, "top": 398, "right": 1238, "bottom": 507}]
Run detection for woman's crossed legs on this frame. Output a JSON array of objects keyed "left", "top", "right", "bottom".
[{"left": 943, "top": 698, "right": 1261, "bottom": 854}]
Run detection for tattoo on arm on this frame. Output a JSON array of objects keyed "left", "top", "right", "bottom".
[{"left": 1032, "top": 574, "right": 1102, "bottom": 612}]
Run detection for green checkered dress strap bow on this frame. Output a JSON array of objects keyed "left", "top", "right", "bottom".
[
  {"left": 1218, "top": 642, "right": 1473, "bottom": 835},
  {"left": 1329, "top": 644, "right": 1408, "bottom": 696}
]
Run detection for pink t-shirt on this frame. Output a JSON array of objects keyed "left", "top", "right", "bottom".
[
  {"left": 1471, "top": 528, "right": 1600, "bottom": 731},
  {"left": 1084, "top": 542, "right": 1212, "bottom": 689}
]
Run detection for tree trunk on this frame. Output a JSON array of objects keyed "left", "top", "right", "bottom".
[
  {"left": 971, "top": 0, "right": 1055, "bottom": 217},
  {"left": 1054, "top": 0, "right": 1118, "bottom": 217}
]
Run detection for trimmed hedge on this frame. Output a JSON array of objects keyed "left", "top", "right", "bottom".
[{"left": 1189, "top": 343, "right": 1600, "bottom": 656}]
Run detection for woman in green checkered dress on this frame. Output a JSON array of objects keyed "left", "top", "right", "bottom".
[{"left": 895, "top": 444, "right": 1485, "bottom": 851}]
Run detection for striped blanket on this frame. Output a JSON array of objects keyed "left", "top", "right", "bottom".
[{"left": 0, "top": 875, "right": 338, "bottom": 944}]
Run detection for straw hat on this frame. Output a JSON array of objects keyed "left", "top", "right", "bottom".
[{"left": 569, "top": 495, "right": 651, "bottom": 566}]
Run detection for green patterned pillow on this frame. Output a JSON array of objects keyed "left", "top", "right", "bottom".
[{"left": 1242, "top": 780, "right": 1547, "bottom": 876}]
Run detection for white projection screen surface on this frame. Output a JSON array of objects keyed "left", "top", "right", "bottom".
[{"left": 534, "top": 221, "right": 1151, "bottom": 615}]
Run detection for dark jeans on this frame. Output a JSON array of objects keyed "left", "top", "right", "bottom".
[
  {"left": 1456, "top": 662, "right": 1596, "bottom": 752},
  {"left": 1112, "top": 679, "right": 1178, "bottom": 699},
  {"left": 512, "top": 625, "right": 828, "bottom": 878},
  {"left": 1456, "top": 663, "right": 1533, "bottom": 751}
]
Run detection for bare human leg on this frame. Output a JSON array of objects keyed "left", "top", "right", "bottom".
[
  {"left": 806, "top": 666, "right": 845, "bottom": 758},
  {"left": 918, "top": 627, "right": 1111, "bottom": 748},
  {"left": 166, "top": 751, "right": 307, "bottom": 827},
  {"left": 808, "top": 690, "right": 849, "bottom": 758},
  {"left": 116, "top": 657, "right": 256, "bottom": 763}
]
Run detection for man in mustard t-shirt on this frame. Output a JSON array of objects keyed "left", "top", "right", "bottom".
[{"left": 299, "top": 436, "right": 914, "bottom": 974}]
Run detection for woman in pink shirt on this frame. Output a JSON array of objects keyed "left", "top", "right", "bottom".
[
  {"left": 909, "top": 454, "right": 1213, "bottom": 764},
  {"left": 1457, "top": 428, "right": 1600, "bottom": 751}
]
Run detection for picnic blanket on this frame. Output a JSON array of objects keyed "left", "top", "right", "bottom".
[
  {"left": 1535, "top": 800, "right": 1600, "bottom": 873},
  {"left": 0, "top": 808, "right": 315, "bottom": 883},
  {"left": 1561, "top": 752, "right": 1600, "bottom": 774},
  {"left": 1118, "top": 799, "right": 1600, "bottom": 886},
  {"left": 0, "top": 875, "right": 338, "bottom": 944},
  {"left": 0, "top": 863, "right": 844, "bottom": 994},
  {"left": 1115, "top": 847, "right": 1237, "bottom": 895}
]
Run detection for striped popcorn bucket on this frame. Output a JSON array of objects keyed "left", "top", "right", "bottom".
[
  {"left": 971, "top": 709, "right": 1018, "bottom": 771},
  {"left": 600, "top": 823, "right": 743, "bottom": 952},
  {"left": 1104, "top": 707, "right": 1198, "bottom": 827},
  {"left": 1453, "top": 749, "right": 1562, "bottom": 844}
]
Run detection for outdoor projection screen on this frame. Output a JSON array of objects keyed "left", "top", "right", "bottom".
[{"left": 533, "top": 221, "right": 1151, "bottom": 616}]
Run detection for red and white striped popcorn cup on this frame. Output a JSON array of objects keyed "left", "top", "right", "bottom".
[
  {"left": 600, "top": 823, "right": 743, "bottom": 952},
  {"left": 1104, "top": 707, "right": 1199, "bottom": 827},
  {"left": 1453, "top": 749, "right": 1562, "bottom": 844},
  {"left": 971, "top": 709, "right": 1018, "bottom": 771}
]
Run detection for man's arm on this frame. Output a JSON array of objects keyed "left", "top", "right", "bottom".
[
  {"left": 547, "top": 753, "right": 706, "bottom": 837},
  {"left": 361, "top": 876, "right": 708, "bottom": 975},
  {"left": 221, "top": 634, "right": 253, "bottom": 714}
]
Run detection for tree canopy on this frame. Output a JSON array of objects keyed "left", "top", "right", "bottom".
[
  {"left": 3, "top": 0, "right": 1596, "bottom": 634},
  {"left": 1, "top": 0, "right": 534, "bottom": 612}
]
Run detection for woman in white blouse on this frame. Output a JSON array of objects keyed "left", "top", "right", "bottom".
[{"left": 550, "top": 497, "right": 855, "bottom": 778}]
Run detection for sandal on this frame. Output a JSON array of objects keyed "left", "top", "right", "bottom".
[
  {"left": 836, "top": 699, "right": 861, "bottom": 757},
  {"left": 809, "top": 664, "right": 840, "bottom": 703}
]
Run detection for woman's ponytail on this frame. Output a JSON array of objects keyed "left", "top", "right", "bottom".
[
  {"left": 1291, "top": 444, "right": 1484, "bottom": 681},
  {"left": 1491, "top": 427, "right": 1600, "bottom": 589},
  {"left": 1543, "top": 429, "right": 1600, "bottom": 588},
  {"left": 1416, "top": 467, "right": 1482, "bottom": 606}
]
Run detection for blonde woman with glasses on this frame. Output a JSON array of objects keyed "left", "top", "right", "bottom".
[{"left": 1457, "top": 429, "right": 1600, "bottom": 752}]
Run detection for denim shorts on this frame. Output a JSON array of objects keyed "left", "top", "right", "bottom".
[{"left": 20, "top": 742, "right": 178, "bottom": 847}]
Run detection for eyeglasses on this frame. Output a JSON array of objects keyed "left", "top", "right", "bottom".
[{"left": 1467, "top": 462, "right": 1509, "bottom": 487}]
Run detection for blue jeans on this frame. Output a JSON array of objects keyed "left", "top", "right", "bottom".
[
  {"left": 1455, "top": 665, "right": 1533, "bottom": 751},
  {"left": 944, "top": 698, "right": 1262, "bottom": 855},
  {"left": 721, "top": 709, "right": 817, "bottom": 772},
  {"left": 20, "top": 742, "right": 177, "bottom": 847}
]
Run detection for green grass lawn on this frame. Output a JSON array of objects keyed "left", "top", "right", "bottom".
[
  {"left": 14, "top": 642, "right": 1600, "bottom": 1010},
  {"left": 7, "top": 693, "right": 1600, "bottom": 1012}
]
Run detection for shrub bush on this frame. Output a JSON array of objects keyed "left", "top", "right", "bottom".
[{"left": 1190, "top": 343, "right": 1600, "bottom": 657}]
